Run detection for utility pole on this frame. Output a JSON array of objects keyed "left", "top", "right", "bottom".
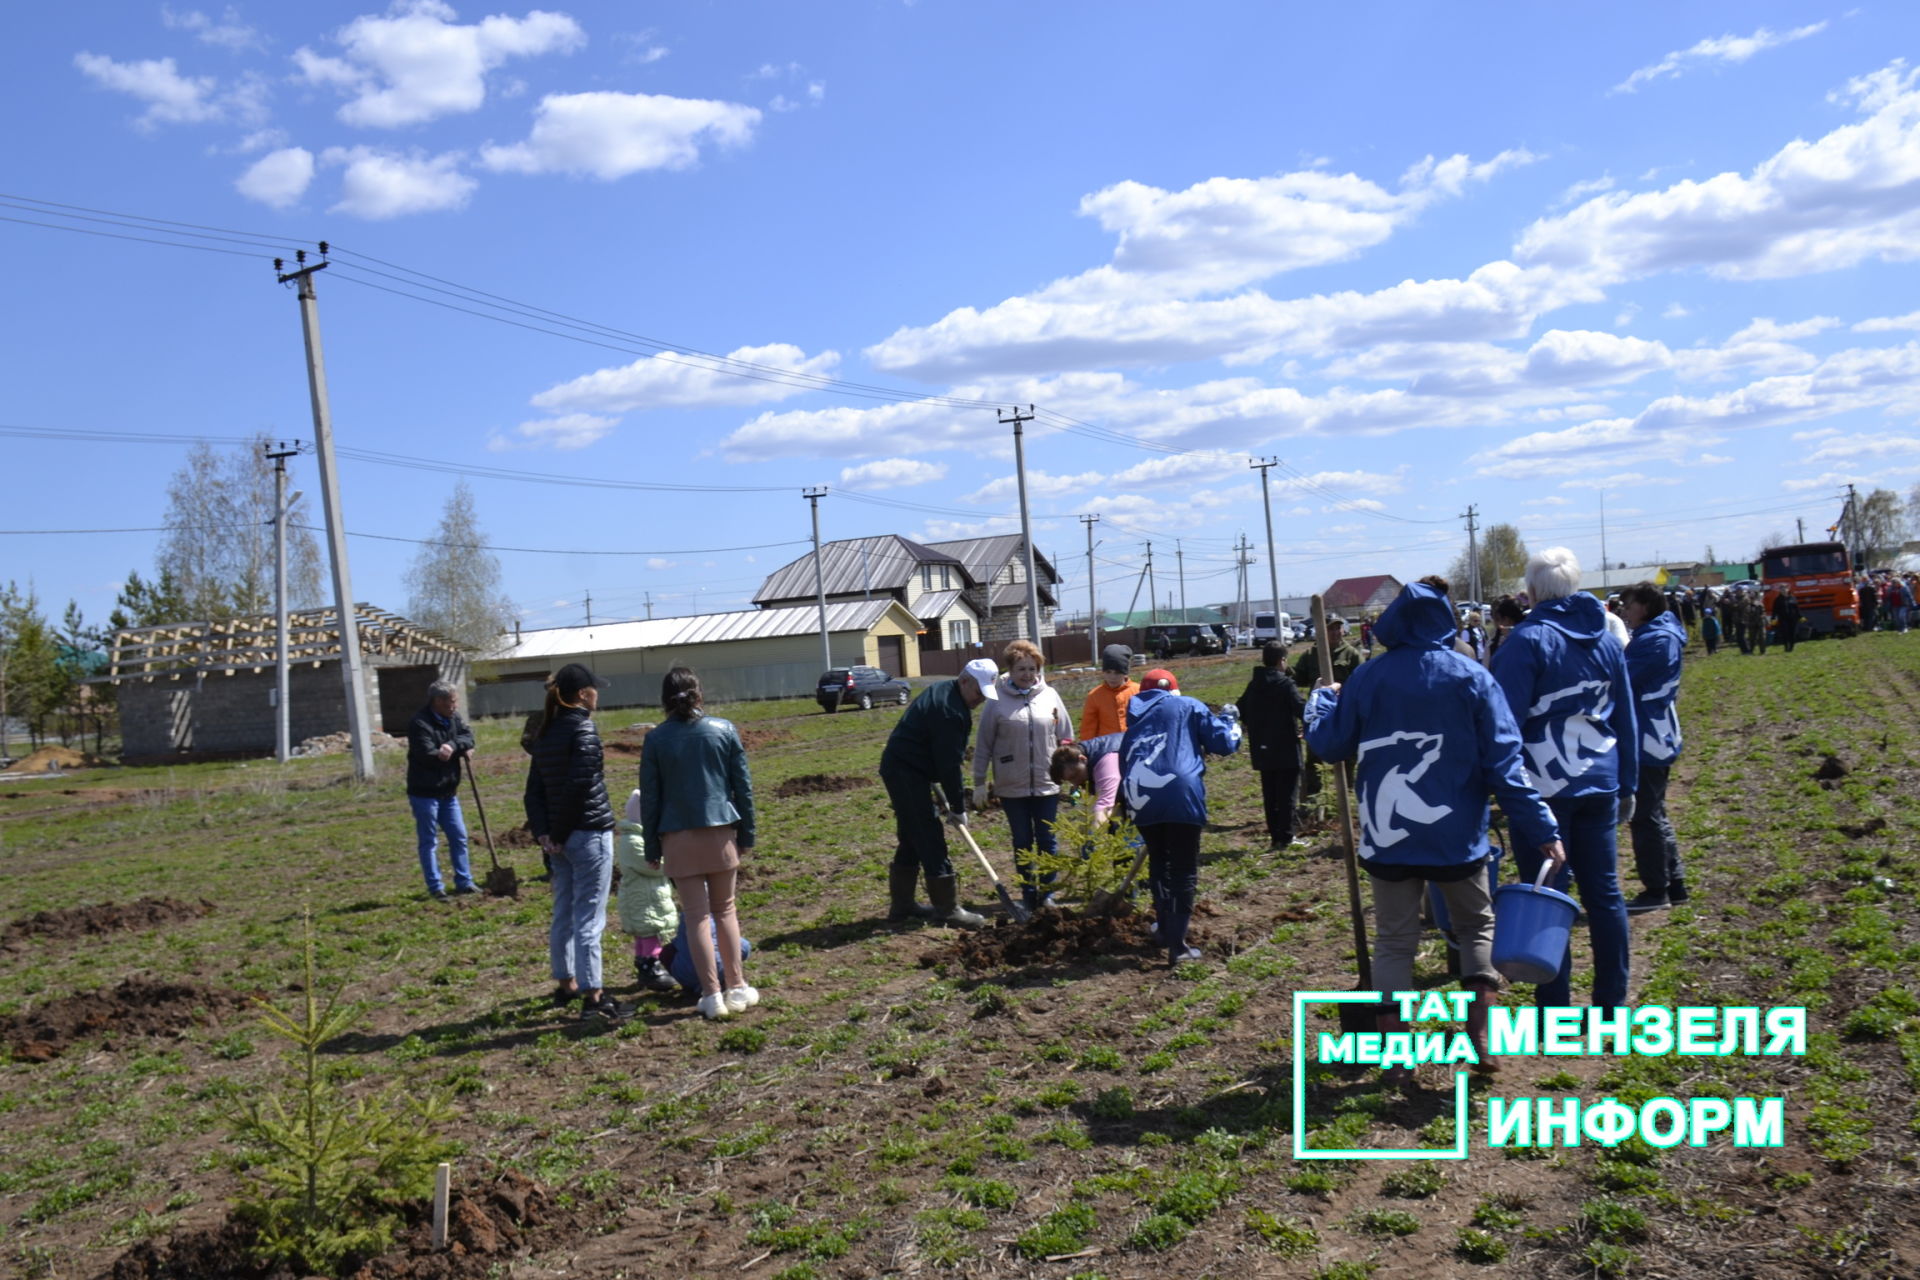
[
  {"left": 1250, "top": 458, "right": 1282, "bottom": 630},
  {"left": 1176, "top": 539, "right": 1186, "bottom": 621},
  {"left": 1461, "top": 504, "right": 1480, "bottom": 603},
  {"left": 1145, "top": 542, "right": 1157, "bottom": 625},
  {"left": 1796, "top": 517, "right": 1806, "bottom": 544},
  {"left": 1844, "top": 483, "right": 1861, "bottom": 565},
  {"left": 584, "top": 589, "right": 593, "bottom": 628},
  {"left": 1001, "top": 405, "right": 1043, "bottom": 645},
  {"left": 265, "top": 442, "right": 300, "bottom": 764},
  {"left": 1599, "top": 490, "right": 1610, "bottom": 577},
  {"left": 644, "top": 591, "right": 653, "bottom": 620},
  {"left": 804, "top": 487, "right": 832, "bottom": 671},
  {"left": 1080, "top": 514, "right": 1100, "bottom": 664},
  {"left": 275, "top": 245, "right": 375, "bottom": 782}
]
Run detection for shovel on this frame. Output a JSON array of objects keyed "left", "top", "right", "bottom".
[
  {"left": 1089, "top": 842, "right": 1149, "bottom": 917},
  {"left": 464, "top": 755, "right": 519, "bottom": 899},
  {"left": 1312, "top": 594, "right": 1377, "bottom": 1035},
  {"left": 933, "top": 787, "right": 1030, "bottom": 924}
]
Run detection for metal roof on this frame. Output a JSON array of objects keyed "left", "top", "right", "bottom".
[
  {"left": 1322, "top": 575, "right": 1402, "bottom": 610},
  {"left": 492, "top": 600, "right": 902, "bottom": 662},
  {"left": 925, "top": 535, "right": 1059, "bottom": 587},
  {"left": 914, "top": 589, "right": 966, "bottom": 620},
  {"left": 753, "top": 535, "right": 966, "bottom": 604},
  {"left": 989, "top": 581, "right": 1059, "bottom": 609}
]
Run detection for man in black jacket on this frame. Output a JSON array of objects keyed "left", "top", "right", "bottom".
[
  {"left": 407, "top": 680, "right": 477, "bottom": 900},
  {"left": 879, "top": 657, "right": 997, "bottom": 929},
  {"left": 1238, "top": 641, "right": 1307, "bottom": 849}
]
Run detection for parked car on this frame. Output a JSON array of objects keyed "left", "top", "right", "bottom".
[
  {"left": 1149, "top": 623, "right": 1224, "bottom": 658},
  {"left": 816, "top": 665, "right": 912, "bottom": 712}
]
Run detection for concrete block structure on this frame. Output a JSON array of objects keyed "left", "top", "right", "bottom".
[{"left": 107, "top": 605, "right": 466, "bottom": 761}]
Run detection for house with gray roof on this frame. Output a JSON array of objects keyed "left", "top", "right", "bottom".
[
  {"left": 753, "top": 534, "right": 985, "bottom": 651},
  {"left": 923, "top": 535, "right": 1060, "bottom": 643}
]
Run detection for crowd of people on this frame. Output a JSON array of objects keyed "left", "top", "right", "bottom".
[{"left": 397, "top": 546, "right": 1720, "bottom": 1042}]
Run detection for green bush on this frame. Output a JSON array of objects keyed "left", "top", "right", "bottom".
[
  {"left": 1348, "top": 1207, "right": 1421, "bottom": 1237},
  {"left": 1015, "top": 1203, "right": 1097, "bottom": 1260},
  {"left": 1090, "top": 1086, "right": 1135, "bottom": 1119},
  {"left": 1126, "top": 1212, "right": 1189, "bottom": 1251},
  {"left": 1246, "top": 1208, "right": 1317, "bottom": 1256},
  {"left": 1380, "top": 1162, "right": 1444, "bottom": 1199},
  {"left": 1456, "top": 1227, "right": 1509, "bottom": 1264}
]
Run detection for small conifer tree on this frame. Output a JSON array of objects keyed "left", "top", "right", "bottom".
[{"left": 229, "top": 911, "right": 457, "bottom": 1274}]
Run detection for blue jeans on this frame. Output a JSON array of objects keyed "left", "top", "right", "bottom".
[
  {"left": 1002, "top": 794, "right": 1060, "bottom": 902},
  {"left": 407, "top": 794, "right": 472, "bottom": 893},
  {"left": 1515, "top": 792, "right": 1630, "bottom": 1010},
  {"left": 549, "top": 828, "right": 614, "bottom": 992}
]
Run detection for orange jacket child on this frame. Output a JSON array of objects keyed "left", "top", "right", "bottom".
[{"left": 1079, "top": 644, "right": 1139, "bottom": 738}]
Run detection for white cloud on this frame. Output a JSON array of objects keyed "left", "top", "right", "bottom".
[
  {"left": 1612, "top": 22, "right": 1827, "bottom": 95},
  {"left": 531, "top": 343, "right": 838, "bottom": 412},
  {"left": 488, "top": 412, "right": 617, "bottom": 451},
  {"left": 1854, "top": 310, "right": 1920, "bottom": 332},
  {"left": 1559, "top": 472, "right": 1684, "bottom": 489},
  {"left": 1525, "top": 495, "right": 1572, "bottom": 506},
  {"left": 480, "top": 90, "right": 760, "bottom": 179},
  {"left": 1556, "top": 174, "right": 1615, "bottom": 207},
  {"left": 235, "top": 146, "right": 315, "bottom": 208},
  {"left": 162, "top": 5, "right": 266, "bottom": 53},
  {"left": 837, "top": 458, "right": 948, "bottom": 490},
  {"left": 1781, "top": 466, "right": 1910, "bottom": 492},
  {"left": 615, "top": 31, "right": 669, "bottom": 64},
  {"left": 1807, "top": 431, "right": 1920, "bottom": 461},
  {"left": 645, "top": 557, "right": 674, "bottom": 570},
  {"left": 1522, "top": 64, "right": 1920, "bottom": 283},
  {"left": 296, "top": 0, "right": 584, "bottom": 129},
  {"left": 1662, "top": 302, "right": 1690, "bottom": 319},
  {"left": 74, "top": 52, "right": 220, "bottom": 128},
  {"left": 962, "top": 469, "right": 1108, "bottom": 506},
  {"left": 233, "top": 127, "right": 290, "bottom": 153},
  {"left": 770, "top": 81, "right": 825, "bottom": 112},
  {"left": 322, "top": 146, "right": 475, "bottom": 218},
  {"left": 1672, "top": 316, "right": 1839, "bottom": 381}
]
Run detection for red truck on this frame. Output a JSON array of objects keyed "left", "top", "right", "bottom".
[{"left": 1758, "top": 542, "right": 1860, "bottom": 638}]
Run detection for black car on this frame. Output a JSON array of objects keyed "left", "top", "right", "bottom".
[
  {"left": 1149, "top": 624, "right": 1224, "bottom": 658},
  {"left": 816, "top": 665, "right": 912, "bottom": 712}
]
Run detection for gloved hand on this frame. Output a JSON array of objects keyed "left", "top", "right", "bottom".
[
  {"left": 1219, "top": 702, "right": 1240, "bottom": 722},
  {"left": 945, "top": 807, "right": 969, "bottom": 829},
  {"left": 1617, "top": 793, "right": 1636, "bottom": 827}
]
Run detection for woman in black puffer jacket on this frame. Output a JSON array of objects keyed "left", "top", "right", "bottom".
[{"left": 524, "top": 662, "right": 620, "bottom": 1022}]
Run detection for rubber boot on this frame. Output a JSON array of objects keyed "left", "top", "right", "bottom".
[
  {"left": 1463, "top": 981, "right": 1498, "bottom": 1075},
  {"left": 888, "top": 863, "right": 935, "bottom": 922},
  {"left": 927, "top": 873, "right": 985, "bottom": 930},
  {"left": 1376, "top": 1005, "right": 1414, "bottom": 1086}
]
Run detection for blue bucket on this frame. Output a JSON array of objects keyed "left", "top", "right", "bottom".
[{"left": 1491, "top": 867, "right": 1580, "bottom": 985}]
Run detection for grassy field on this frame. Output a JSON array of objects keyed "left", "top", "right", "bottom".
[{"left": 1, "top": 637, "right": 1917, "bottom": 1278}]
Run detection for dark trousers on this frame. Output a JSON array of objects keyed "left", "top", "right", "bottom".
[
  {"left": 881, "top": 767, "right": 953, "bottom": 879},
  {"left": 1256, "top": 764, "right": 1300, "bottom": 844},
  {"left": 1733, "top": 622, "right": 1751, "bottom": 655},
  {"left": 1777, "top": 622, "right": 1796, "bottom": 652},
  {"left": 1141, "top": 822, "right": 1202, "bottom": 954},
  {"left": 1629, "top": 763, "right": 1685, "bottom": 896},
  {"left": 1514, "top": 793, "right": 1630, "bottom": 1010}
]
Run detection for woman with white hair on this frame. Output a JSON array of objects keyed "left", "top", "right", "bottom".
[{"left": 1488, "top": 547, "right": 1640, "bottom": 1012}]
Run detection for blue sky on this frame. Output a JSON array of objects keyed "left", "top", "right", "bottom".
[{"left": 5, "top": 2, "right": 1917, "bottom": 634}]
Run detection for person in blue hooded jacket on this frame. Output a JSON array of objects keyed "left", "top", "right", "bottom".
[
  {"left": 1619, "top": 582, "right": 1688, "bottom": 913},
  {"left": 1119, "top": 668, "right": 1241, "bottom": 968},
  {"left": 1305, "top": 579, "right": 1564, "bottom": 1071},
  {"left": 1489, "top": 548, "right": 1640, "bottom": 1012}
]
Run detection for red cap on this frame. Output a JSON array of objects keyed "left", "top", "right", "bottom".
[{"left": 1140, "top": 668, "right": 1179, "bottom": 692}]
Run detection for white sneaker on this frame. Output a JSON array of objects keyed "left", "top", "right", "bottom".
[
  {"left": 724, "top": 985, "right": 760, "bottom": 1013},
  {"left": 697, "top": 993, "right": 731, "bottom": 1020}
]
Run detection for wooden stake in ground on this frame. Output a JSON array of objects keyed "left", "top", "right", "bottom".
[
  {"left": 1312, "top": 593, "right": 1377, "bottom": 1033},
  {"left": 431, "top": 1161, "right": 450, "bottom": 1249}
]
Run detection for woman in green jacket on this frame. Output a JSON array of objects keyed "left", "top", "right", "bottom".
[{"left": 639, "top": 667, "right": 758, "bottom": 1020}]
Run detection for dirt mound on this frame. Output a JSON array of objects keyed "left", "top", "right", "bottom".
[
  {"left": 1840, "top": 816, "right": 1888, "bottom": 839},
  {"left": 740, "top": 726, "right": 792, "bottom": 753},
  {"left": 1814, "top": 753, "right": 1849, "bottom": 781},
  {"left": 3, "top": 978, "right": 256, "bottom": 1063},
  {"left": 7, "top": 745, "right": 104, "bottom": 772},
  {"left": 774, "top": 772, "right": 874, "bottom": 798},
  {"left": 496, "top": 823, "right": 540, "bottom": 848},
  {"left": 919, "top": 906, "right": 1205, "bottom": 971},
  {"left": 291, "top": 731, "right": 405, "bottom": 758},
  {"left": 2, "top": 896, "right": 214, "bottom": 950},
  {"left": 100, "top": 1169, "right": 567, "bottom": 1280}
]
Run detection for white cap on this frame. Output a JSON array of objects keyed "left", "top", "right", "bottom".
[{"left": 961, "top": 657, "right": 1000, "bottom": 699}]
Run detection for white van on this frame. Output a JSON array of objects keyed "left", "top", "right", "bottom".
[{"left": 1252, "top": 611, "right": 1291, "bottom": 644}]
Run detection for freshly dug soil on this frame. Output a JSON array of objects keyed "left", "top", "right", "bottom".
[
  {"left": 7, "top": 745, "right": 105, "bottom": 772},
  {"left": 495, "top": 824, "right": 540, "bottom": 848},
  {"left": 739, "top": 727, "right": 791, "bottom": 753},
  {"left": 1814, "top": 753, "right": 1849, "bottom": 780},
  {"left": 919, "top": 905, "right": 1211, "bottom": 971},
  {"left": 100, "top": 1169, "right": 571, "bottom": 1280},
  {"left": 773, "top": 772, "right": 874, "bottom": 798},
  {"left": 1, "top": 896, "right": 215, "bottom": 950},
  {"left": 2, "top": 978, "right": 256, "bottom": 1063}
]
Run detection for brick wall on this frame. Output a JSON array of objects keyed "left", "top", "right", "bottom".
[{"left": 119, "top": 658, "right": 454, "bottom": 759}]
